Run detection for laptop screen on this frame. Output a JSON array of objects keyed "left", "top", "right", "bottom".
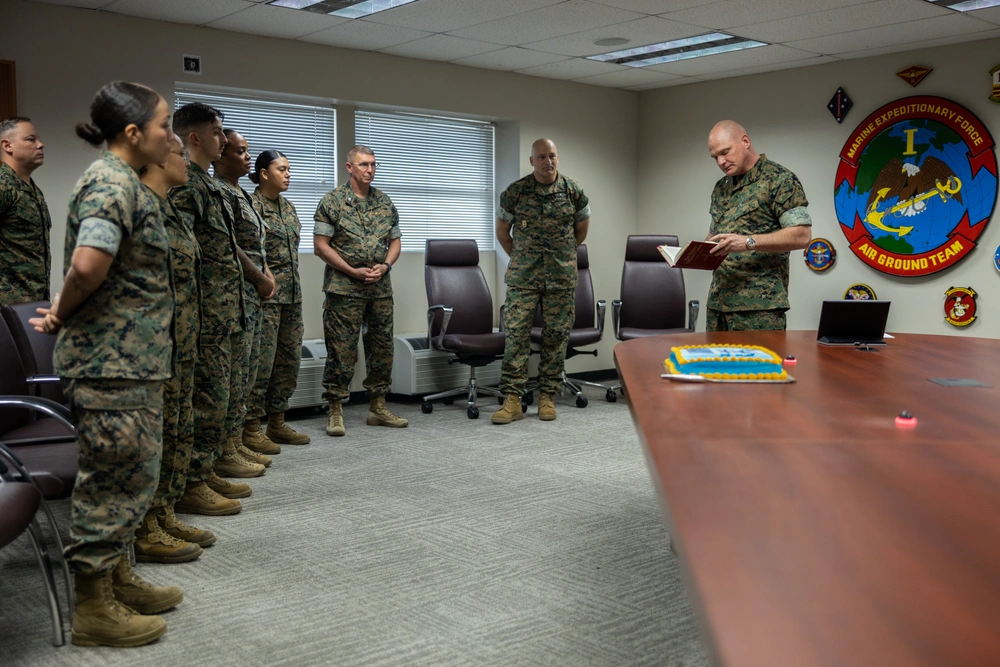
[{"left": 816, "top": 300, "right": 891, "bottom": 345}]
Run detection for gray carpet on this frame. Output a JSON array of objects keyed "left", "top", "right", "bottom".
[{"left": 0, "top": 388, "right": 709, "bottom": 666}]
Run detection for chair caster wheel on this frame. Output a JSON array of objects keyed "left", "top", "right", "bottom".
[
  {"left": 522, "top": 392, "right": 533, "bottom": 406},
  {"left": 576, "top": 396, "right": 588, "bottom": 408},
  {"left": 467, "top": 406, "right": 479, "bottom": 419},
  {"left": 421, "top": 401, "right": 433, "bottom": 414},
  {"left": 443, "top": 397, "right": 454, "bottom": 405},
  {"left": 606, "top": 389, "right": 618, "bottom": 403}
]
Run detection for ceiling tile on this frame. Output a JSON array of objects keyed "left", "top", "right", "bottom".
[
  {"left": 646, "top": 44, "right": 822, "bottom": 77},
  {"left": 300, "top": 19, "right": 432, "bottom": 50},
  {"left": 696, "top": 54, "right": 838, "bottom": 79},
  {"left": 379, "top": 34, "right": 505, "bottom": 60},
  {"left": 663, "top": 0, "right": 874, "bottom": 31},
  {"left": 589, "top": 0, "right": 710, "bottom": 14},
  {"left": 727, "top": 0, "right": 953, "bottom": 44},
  {"left": 206, "top": 3, "right": 349, "bottom": 38},
  {"left": 447, "top": 0, "right": 645, "bottom": 46},
  {"left": 627, "top": 76, "right": 704, "bottom": 91},
  {"left": 101, "top": 0, "right": 256, "bottom": 25},
  {"left": 572, "top": 67, "right": 682, "bottom": 88},
  {"left": 516, "top": 58, "right": 626, "bottom": 80},
  {"left": 30, "top": 0, "right": 115, "bottom": 7},
  {"left": 361, "top": 0, "right": 564, "bottom": 32},
  {"left": 786, "top": 13, "right": 987, "bottom": 55},
  {"left": 521, "top": 16, "right": 706, "bottom": 57},
  {"left": 450, "top": 47, "right": 570, "bottom": 70},
  {"left": 833, "top": 26, "right": 1000, "bottom": 59},
  {"left": 964, "top": 6, "right": 1000, "bottom": 26}
]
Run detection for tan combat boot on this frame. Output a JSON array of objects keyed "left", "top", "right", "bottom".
[
  {"left": 326, "top": 401, "right": 345, "bottom": 437},
  {"left": 237, "top": 441, "right": 272, "bottom": 468},
  {"left": 155, "top": 505, "right": 217, "bottom": 547},
  {"left": 215, "top": 433, "right": 266, "bottom": 478},
  {"left": 538, "top": 394, "right": 557, "bottom": 421},
  {"left": 175, "top": 480, "right": 242, "bottom": 516},
  {"left": 134, "top": 510, "right": 202, "bottom": 564},
  {"left": 267, "top": 412, "right": 311, "bottom": 445},
  {"left": 206, "top": 471, "right": 252, "bottom": 499},
  {"left": 367, "top": 396, "right": 408, "bottom": 428},
  {"left": 111, "top": 558, "right": 183, "bottom": 615},
  {"left": 71, "top": 569, "right": 166, "bottom": 647},
  {"left": 492, "top": 394, "right": 524, "bottom": 425},
  {"left": 243, "top": 417, "right": 280, "bottom": 455}
]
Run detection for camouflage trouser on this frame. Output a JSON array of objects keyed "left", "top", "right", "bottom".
[
  {"left": 235, "top": 289, "right": 262, "bottom": 432},
  {"left": 706, "top": 308, "right": 787, "bottom": 332},
  {"left": 322, "top": 293, "right": 393, "bottom": 403},
  {"left": 63, "top": 379, "right": 163, "bottom": 575},
  {"left": 500, "top": 287, "right": 574, "bottom": 396},
  {"left": 250, "top": 301, "right": 303, "bottom": 418},
  {"left": 153, "top": 356, "right": 195, "bottom": 508},
  {"left": 189, "top": 330, "right": 245, "bottom": 481}
]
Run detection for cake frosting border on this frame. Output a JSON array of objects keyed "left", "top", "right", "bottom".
[{"left": 663, "top": 344, "right": 788, "bottom": 381}]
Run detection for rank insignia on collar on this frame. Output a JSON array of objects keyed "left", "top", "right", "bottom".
[
  {"left": 944, "top": 286, "right": 977, "bottom": 327},
  {"left": 804, "top": 238, "right": 836, "bottom": 271},
  {"left": 896, "top": 65, "right": 931, "bottom": 88},
  {"left": 844, "top": 283, "right": 876, "bottom": 300},
  {"left": 827, "top": 87, "right": 852, "bottom": 124},
  {"left": 990, "top": 64, "right": 1000, "bottom": 104}
]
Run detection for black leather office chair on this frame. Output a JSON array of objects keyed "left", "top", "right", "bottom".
[
  {"left": 422, "top": 240, "right": 506, "bottom": 419},
  {"left": 528, "top": 244, "right": 611, "bottom": 406},
  {"left": 2, "top": 302, "right": 66, "bottom": 405},
  {"left": 610, "top": 235, "right": 699, "bottom": 397}
]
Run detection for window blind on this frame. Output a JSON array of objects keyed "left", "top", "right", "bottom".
[
  {"left": 354, "top": 110, "right": 495, "bottom": 252},
  {"left": 174, "top": 88, "right": 337, "bottom": 252}
]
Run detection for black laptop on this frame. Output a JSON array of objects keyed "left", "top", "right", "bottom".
[{"left": 816, "top": 300, "right": 891, "bottom": 346}]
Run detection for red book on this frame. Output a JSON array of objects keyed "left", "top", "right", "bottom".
[{"left": 657, "top": 241, "right": 726, "bottom": 271}]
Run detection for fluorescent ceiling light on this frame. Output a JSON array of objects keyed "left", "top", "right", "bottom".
[
  {"left": 926, "top": 0, "right": 1000, "bottom": 10},
  {"left": 268, "top": 0, "right": 421, "bottom": 15},
  {"left": 588, "top": 33, "right": 766, "bottom": 68}
]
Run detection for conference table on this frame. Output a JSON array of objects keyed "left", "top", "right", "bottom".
[{"left": 613, "top": 330, "right": 1000, "bottom": 667}]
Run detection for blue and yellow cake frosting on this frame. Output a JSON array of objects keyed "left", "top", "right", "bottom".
[{"left": 663, "top": 345, "right": 788, "bottom": 381}]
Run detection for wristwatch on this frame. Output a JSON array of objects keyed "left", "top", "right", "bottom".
[
  {"left": 382, "top": 262, "right": 392, "bottom": 274},
  {"left": 745, "top": 235, "right": 756, "bottom": 250}
]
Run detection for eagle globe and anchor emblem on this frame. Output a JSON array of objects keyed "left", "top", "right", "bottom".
[{"left": 834, "top": 96, "right": 997, "bottom": 276}]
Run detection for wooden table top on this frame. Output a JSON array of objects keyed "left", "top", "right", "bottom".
[{"left": 614, "top": 330, "right": 1000, "bottom": 667}]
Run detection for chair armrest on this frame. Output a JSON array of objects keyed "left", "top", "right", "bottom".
[
  {"left": 596, "top": 300, "right": 607, "bottom": 339},
  {"left": 611, "top": 300, "right": 622, "bottom": 341},
  {"left": 26, "top": 375, "right": 61, "bottom": 385},
  {"left": 426, "top": 304, "right": 454, "bottom": 350},
  {"left": 688, "top": 300, "right": 700, "bottom": 332},
  {"left": 0, "top": 395, "right": 74, "bottom": 430}
]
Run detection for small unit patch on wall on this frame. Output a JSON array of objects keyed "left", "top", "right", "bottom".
[{"left": 183, "top": 55, "right": 202, "bottom": 75}]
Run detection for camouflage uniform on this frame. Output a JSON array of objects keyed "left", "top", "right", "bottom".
[
  {"left": 152, "top": 193, "right": 199, "bottom": 508},
  {"left": 169, "top": 163, "right": 244, "bottom": 482},
  {"left": 497, "top": 173, "right": 590, "bottom": 396},
  {"left": 250, "top": 189, "right": 303, "bottom": 418},
  {"left": 54, "top": 152, "right": 173, "bottom": 575},
  {"left": 216, "top": 176, "right": 266, "bottom": 432},
  {"left": 314, "top": 183, "right": 400, "bottom": 402},
  {"left": 0, "top": 162, "right": 52, "bottom": 304},
  {"left": 707, "top": 154, "right": 811, "bottom": 332}
]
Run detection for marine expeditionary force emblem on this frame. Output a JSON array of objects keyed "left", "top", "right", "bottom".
[
  {"left": 834, "top": 96, "right": 997, "bottom": 277},
  {"left": 944, "top": 286, "right": 977, "bottom": 327}
]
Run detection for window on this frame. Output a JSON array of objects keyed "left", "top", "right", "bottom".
[
  {"left": 354, "top": 110, "right": 495, "bottom": 252},
  {"left": 174, "top": 87, "right": 337, "bottom": 251}
]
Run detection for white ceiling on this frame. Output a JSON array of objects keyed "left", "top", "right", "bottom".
[{"left": 29, "top": 0, "right": 1000, "bottom": 90}]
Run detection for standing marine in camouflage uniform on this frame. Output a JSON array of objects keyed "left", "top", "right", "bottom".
[
  {"left": 493, "top": 138, "right": 591, "bottom": 425},
  {"left": 249, "top": 150, "right": 310, "bottom": 446},
  {"left": 169, "top": 103, "right": 254, "bottom": 516},
  {"left": 136, "top": 136, "right": 216, "bottom": 565},
  {"left": 0, "top": 117, "right": 52, "bottom": 305},
  {"left": 705, "top": 120, "right": 812, "bottom": 331},
  {"left": 32, "top": 82, "right": 181, "bottom": 647},
  {"left": 314, "top": 145, "right": 408, "bottom": 437},
  {"left": 213, "top": 129, "right": 277, "bottom": 470}
]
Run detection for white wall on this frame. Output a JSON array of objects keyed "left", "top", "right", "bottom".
[
  {"left": 1, "top": 0, "right": 637, "bottom": 385},
  {"left": 638, "top": 38, "right": 1000, "bottom": 339}
]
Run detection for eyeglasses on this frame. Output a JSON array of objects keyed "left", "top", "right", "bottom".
[
  {"left": 352, "top": 161, "right": 380, "bottom": 171},
  {"left": 170, "top": 150, "right": 190, "bottom": 164}
]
